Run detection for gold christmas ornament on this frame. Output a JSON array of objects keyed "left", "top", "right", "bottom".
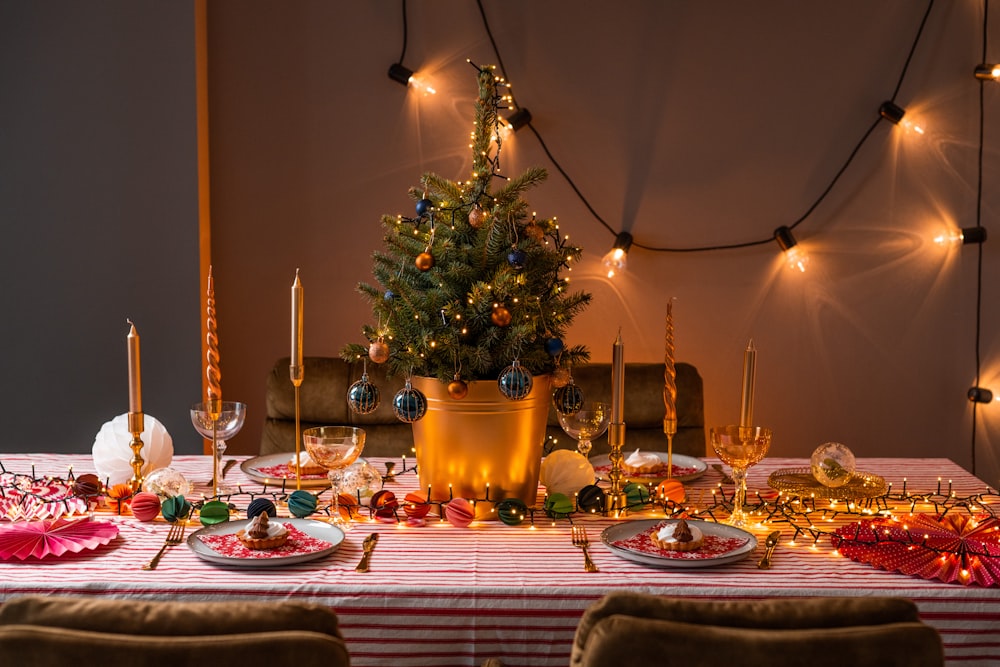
[
  {"left": 491, "top": 304, "right": 512, "bottom": 327},
  {"left": 415, "top": 251, "right": 435, "bottom": 271},
  {"left": 368, "top": 339, "right": 390, "bottom": 364},
  {"left": 551, "top": 366, "right": 571, "bottom": 388},
  {"left": 468, "top": 204, "right": 487, "bottom": 229},
  {"left": 447, "top": 376, "right": 469, "bottom": 400},
  {"left": 524, "top": 220, "right": 544, "bottom": 241}
]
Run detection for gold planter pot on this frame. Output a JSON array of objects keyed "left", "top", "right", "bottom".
[{"left": 411, "top": 374, "right": 552, "bottom": 520}]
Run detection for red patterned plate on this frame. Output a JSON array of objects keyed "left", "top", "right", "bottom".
[
  {"left": 0, "top": 517, "right": 119, "bottom": 560},
  {"left": 832, "top": 513, "right": 1000, "bottom": 586},
  {"left": 188, "top": 518, "right": 345, "bottom": 567},
  {"left": 601, "top": 518, "right": 757, "bottom": 568}
]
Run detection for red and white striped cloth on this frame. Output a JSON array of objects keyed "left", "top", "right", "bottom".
[{"left": 0, "top": 454, "right": 997, "bottom": 666}]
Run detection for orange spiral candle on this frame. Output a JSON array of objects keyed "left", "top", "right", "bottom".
[{"left": 206, "top": 266, "right": 222, "bottom": 416}]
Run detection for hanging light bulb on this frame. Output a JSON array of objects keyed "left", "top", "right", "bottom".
[
  {"left": 879, "top": 101, "right": 923, "bottom": 134},
  {"left": 934, "top": 226, "right": 988, "bottom": 246},
  {"left": 601, "top": 232, "right": 633, "bottom": 278},
  {"left": 968, "top": 387, "right": 995, "bottom": 403},
  {"left": 387, "top": 63, "right": 436, "bottom": 95},
  {"left": 506, "top": 108, "right": 532, "bottom": 132},
  {"left": 975, "top": 64, "right": 1000, "bottom": 81},
  {"left": 774, "top": 226, "right": 809, "bottom": 272}
]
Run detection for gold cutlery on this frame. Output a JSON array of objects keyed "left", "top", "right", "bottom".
[
  {"left": 712, "top": 463, "right": 735, "bottom": 484},
  {"left": 757, "top": 530, "right": 780, "bottom": 569},
  {"left": 356, "top": 532, "right": 379, "bottom": 572},
  {"left": 571, "top": 525, "right": 599, "bottom": 573},
  {"left": 142, "top": 521, "right": 187, "bottom": 570}
]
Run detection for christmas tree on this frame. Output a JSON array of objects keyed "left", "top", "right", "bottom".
[{"left": 342, "top": 63, "right": 591, "bottom": 399}]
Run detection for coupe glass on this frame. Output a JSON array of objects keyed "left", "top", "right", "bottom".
[
  {"left": 557, "top": 402, "right": 610, "bottom": 457},
  {"left": 190, "top": 401, "right": 246, "bottom": 497},
  {"left": 303, "top": 426, "right": 366, "bottom": 529},
  {"left": 710, "top": 425, "right": 772, "bottom": 527}
]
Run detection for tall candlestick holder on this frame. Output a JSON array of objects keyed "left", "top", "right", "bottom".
[
  {"left": 664, "top": 417, "right": 677, "bottom": 479},
  {"left": 290, "top": 363, "right": 304, "bottom": 490},
  {"left": 606, "top": 422, "right": 627, "bottom": 516},
  {"left": 128, "top": 411, "right": 146, "bottom": 493}
]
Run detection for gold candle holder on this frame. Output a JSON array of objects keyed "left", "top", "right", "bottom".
[
  {"left": 290, "top": 364, "right": 304, "bottom": 490},
  {"left": 128, "top": 411, "right": 146, "bottom": 492},
  {"left": 606, "top": 421, "right": 627, "bottom": 516}
]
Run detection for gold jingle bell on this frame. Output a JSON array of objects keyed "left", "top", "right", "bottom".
[
  {"left": 447, "top": 376, "right": 469, "bottom": 400},
  {"left": 416, "top": 251, "right": 435, "bottom": 271},
  {"left": 491, "top": 304, "right": 512, "bottom": 327},
  {"left": 368, "top": 340, "right": 390, "bottom": 364}
]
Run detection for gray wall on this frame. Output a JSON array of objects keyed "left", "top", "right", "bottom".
[{"left": 0, "top": 2, "right": 201, "bottom": 454}]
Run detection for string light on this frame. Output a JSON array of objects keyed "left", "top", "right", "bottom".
[
  {"left": 975, "top": 63, "right": 1000, "bottom": 80},
  {"left": 601, "top": 232, "right": 633, "bottom": 278},
  {"left": 968, "top": 387, "right": 995, "bottom": 404},
  {"left": 773, "top": 226, "right": 809, "bottom": 272},
  {"left": 934, "top": 226, "right": 988, "bottom": 246},
  {"left": 506, "top": 107, "right": 532, "bottom": 132}
]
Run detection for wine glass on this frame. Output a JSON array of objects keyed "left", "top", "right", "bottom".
[
  {"left": 190, "top": 401, "right": 247, "bottom": 497},
  {"left": 710, "top": 425, "right": 772, "bottom": 527},
  {"left": 303, "top": 426, "right": 366, "bottom": 529},
  {"left": 557, "top": 402, "right": 610, "bottom": 457}
]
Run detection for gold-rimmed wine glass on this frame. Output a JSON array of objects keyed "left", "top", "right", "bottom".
[
  {"left": 303, "top": 426, "right": 366, "bottom": 529},
  {"left": 710, "top": 425, "right": 772, "bottom": 527}
]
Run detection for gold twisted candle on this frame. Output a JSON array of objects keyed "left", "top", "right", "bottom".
[
  {"left": 663, "top": 301, "right": 677, "bottom": 477},
  {"left": 126, "top": 319, "right": 146, "bottom": 492},
  {"left": 206, "top": 266, "right": 222, "bottom": 418}
]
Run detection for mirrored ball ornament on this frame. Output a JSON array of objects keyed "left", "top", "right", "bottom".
[
  {"left": 142, "top": 467, "right": 192, "bottom": 498},
  {"left": 393, "top": 382, "right": 427, "bottom": 423},
  {"left": 552, "top": 382, "right": 584, "bottom": 415},
  {"left": 498, "top": 361, "right": 533, "bottom": 400}
]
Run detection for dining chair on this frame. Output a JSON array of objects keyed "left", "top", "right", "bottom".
[
  {"left": 570, "top": 592, "right": 944, "bottom": 667},
  {"left": 0, "top": 595, "right": 350, "bottom": 667}
]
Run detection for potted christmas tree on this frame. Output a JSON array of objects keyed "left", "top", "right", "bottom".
[{"left": 342, "top": 64, "right": 591, "bottom": 516}]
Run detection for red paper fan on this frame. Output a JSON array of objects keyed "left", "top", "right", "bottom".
[
  {"left": 833, "top": 514, "right": 1000, "bottom": 586},
  {"left": 0, "top": 517, "right": 119, "bottom": 560}
]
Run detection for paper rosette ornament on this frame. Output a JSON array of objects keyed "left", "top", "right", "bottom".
[
  {"left": 539, "top": 449, "right": 595, "bottom": 496},
  {"left": 92, "top": 413, "right": 173, "bottom": 487}
]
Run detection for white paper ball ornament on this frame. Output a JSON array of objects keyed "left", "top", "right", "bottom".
[
  {"left": 539, "top": 449, "right": 595, "bottom": 496},
  {"left": 92, "top": 413, "right": 174, "bottom": 487}
]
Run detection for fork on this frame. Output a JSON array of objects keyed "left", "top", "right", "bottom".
[
  {"left": 142, "top": 521, "right": 187, "bottom": 570},
  {"left": 571, "top": 525, "right": 599, "bottom": 572}
]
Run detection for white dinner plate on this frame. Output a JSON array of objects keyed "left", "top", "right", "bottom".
[
  {"left": 600, "top": 518, "right": 757, "bottom": 568},
  {"left": 590, "top": 452, "right": 707, "bottom": 484},
  {"left": 240, "top": 453, "right": 351, "bottom": 489},
  {"left": 187, "top": 518, "right": 345, "bottom": 567}
]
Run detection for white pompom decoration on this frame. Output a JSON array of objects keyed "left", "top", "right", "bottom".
[
  {"left": 539, "top": 449, "right": 595, "bottom": 497},
  {"left": 92, "top": 413, "right": 173, "bottom": 487}
]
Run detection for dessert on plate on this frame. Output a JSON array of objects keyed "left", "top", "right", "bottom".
[
  {"left": 650, "top": 519, "right": 703, "bottom": 552},
  {"left": 236, "top": 513, "right": 289, "bottom": 550},
  {"left": 288, "top": 451, "right": 325, "bottom": 476},
  {"left": 623, "top": 448, "right": 668, "bottom": 475}
]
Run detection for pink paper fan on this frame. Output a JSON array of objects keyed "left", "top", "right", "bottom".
[
  {"left": 0, "top": 517, "right": 119, "bottom": 560},
  {"left": 833, "top": 514, "right": 1000, "bottom": 586}
]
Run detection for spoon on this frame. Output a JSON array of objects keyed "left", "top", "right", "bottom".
[{"left": 757, "top": 530, "right": 780, "bottom": 569}]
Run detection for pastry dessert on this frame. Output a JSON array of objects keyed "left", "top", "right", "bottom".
[
  {"left": 236, "top": 513, "right": 289, "bottom": 550},
  {"left": 623, "top": 449, "right": 668, "bottom": 475},
  {"left": 289, "top": 451, "right": 325, "bottom": 476},
  {"left": 650, "top": 519, "right": 703, "bottom": 552}
]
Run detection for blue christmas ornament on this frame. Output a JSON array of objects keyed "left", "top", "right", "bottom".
[
  {"left": 553, "top": 382, "right": 584, "bottom": 414},
  {"left": 348, "top": 373, "right": 380, "bottom": 415},
  {"left": 544, "top": 337, "right": 564, "bottom": 356},
  {"left": 507, "top": 248, "right": 527, "bottom": 271},
  {"left": 393, "top": 381, "right": 427, "bottom": 422},
  {"left": 384, "top": 289, "right": 395, "bottom": 301},
  {"left": 416, "top": 198, "right": 433, "bottom": 217},
  {"left": 247, "top": 497, "right": 277, "bottom": 520},
  {"left": 498, "top": 360, "right": 533, "bottom": 400}
]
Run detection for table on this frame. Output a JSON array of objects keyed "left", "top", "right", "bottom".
[{"left": 1, "top": 454, "right": 998, "bottom": 666}]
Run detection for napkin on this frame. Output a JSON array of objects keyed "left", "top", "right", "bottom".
[{"left": 92, "top": 413, "right": 173, "bottom": 486}]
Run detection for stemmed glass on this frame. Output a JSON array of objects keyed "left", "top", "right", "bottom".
[
  {"left": 190, "top": 401, "right": 247, "bottom": 497},
  {"left": 710, "top": 425, "right": 772, "bottom": 527},
  {"left": 303, "top": 426, "right": 366, "bottom": 529},
  {"left": 557, "top": 402, "right": 610, "bottom": 457}
]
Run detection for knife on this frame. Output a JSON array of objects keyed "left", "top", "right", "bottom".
[{"left": 356, "top": 532, "right": 379, "bottom": 572}]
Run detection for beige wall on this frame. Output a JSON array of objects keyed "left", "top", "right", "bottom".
[{"left": 206, "top": 1, "right": 1000, "bottom": 485}]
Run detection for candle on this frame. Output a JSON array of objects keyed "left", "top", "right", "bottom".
[
  {"left": 663, "top": 301, "right": 677, "bottom": 426},
  {"left": 126, "top": 319, "right": 142, "bottom": 414},
  {"left": 611, "top": 329, "right": 624, "bottom": 423},
  {"left": 291, "top": 269, "right": 303, "bottom": 368},
  {"left": 206, "top": 266, "right": 221, "bottom": 406},
  {"left": 739, "top": 339, "right": 756, "bottom": 428}
]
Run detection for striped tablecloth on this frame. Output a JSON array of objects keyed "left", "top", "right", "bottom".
[{"left": 1, "top": 454, "right": 998, "bottom": 666}]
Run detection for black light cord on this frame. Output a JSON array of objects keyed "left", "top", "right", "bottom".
[
  {"left": 397, "top": 0, "right": 409, "bottom": 66},
  {"left": 474, "top": 0, "right": 935, "bottom": 253},
  {"left": 971, "top": 0, "right": 990, "bottom": 474}
]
